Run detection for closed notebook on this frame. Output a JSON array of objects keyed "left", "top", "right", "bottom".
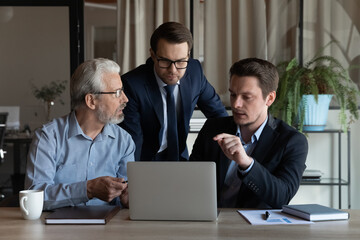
[
  {"left": 282, "top": 204, "right": 349, "bottom": 221},
  {"left": 45, "top": 205, "right": 120, "bottom": 225}
]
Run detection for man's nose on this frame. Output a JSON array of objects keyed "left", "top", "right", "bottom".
[
  {"left": 121, "top": 91, "right": 128, "bottom": 103},
  {"left": 168, "top": 62, "right": 178, "bottom": 72},
  {"left": 233, "top": 97, "right": 243, "bottom": 108}
]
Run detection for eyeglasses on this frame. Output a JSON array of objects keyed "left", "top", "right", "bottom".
[
  {"left": 94, "top": 87, "right": 124, "bottom": 98},
  {"left": 156, "top": 56, "right": 189, "bottom": 69}
]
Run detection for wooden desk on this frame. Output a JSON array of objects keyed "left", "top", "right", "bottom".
[{"left": 0, "top": 208, "right": 358, "bottom": 240}]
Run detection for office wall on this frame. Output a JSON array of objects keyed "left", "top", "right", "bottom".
[
  {"left": 84, "top": 5, "right": 117, "bottom": 61},
  {"left": 0, "top": 7, "right": 70, "bottom": 130},
  {"left": 187, "top": 110, "right": 360, "bottom": 209}
]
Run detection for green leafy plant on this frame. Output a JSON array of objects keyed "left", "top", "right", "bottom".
[
  {"left": 32, "top": 80, "right": 67, "bottom": 121},
  {"left": 270, "top": 44, "right": 360, "bottom": 132}
]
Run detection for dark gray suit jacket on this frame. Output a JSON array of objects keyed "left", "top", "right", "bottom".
[{"left": 190, "top": 115, "right": 308, "bottom": 208}]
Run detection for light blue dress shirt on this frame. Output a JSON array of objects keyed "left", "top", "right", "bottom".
[
  {"left": 221, "top": 116, "right": 268, "bottom": 207},
  {"left": 25, "top": 111, "right": 135, "bottom": 210}
]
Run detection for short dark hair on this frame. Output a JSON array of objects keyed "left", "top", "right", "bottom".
[
  {"left": 150, "top": 22, "right": 193, "bottom": 54},
  {"left": 229, "top": 58, "right": 279, "bottom": 99}
]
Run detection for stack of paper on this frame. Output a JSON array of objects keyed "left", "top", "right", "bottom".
[
  {"left": 238, "top": 209, "right": 313, "bottom": 225},
  {"left": 302, "top": 169, "right": 323, "bottom": 182},
  {"left": 189, "top": 118, "right": 206, "bottom": 132}
]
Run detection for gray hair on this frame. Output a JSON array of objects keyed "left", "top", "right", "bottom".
[{"left": 70, "top": 58, "right": 120, "bottom": 110}]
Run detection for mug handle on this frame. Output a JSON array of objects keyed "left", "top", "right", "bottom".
[{"left": 20, "top": 196, "right": 29, "bottom": 215}]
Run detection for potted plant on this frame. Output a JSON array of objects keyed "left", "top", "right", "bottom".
[
  {"left": 32, "top": 80, "right": 67, "bottom": 122},
  {"left": 270, "top": 46, "right": 360, "bottom": 132}
]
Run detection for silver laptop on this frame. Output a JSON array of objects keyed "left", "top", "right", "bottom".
[{"left": 127, "top": 161, "right": 218, "bottom": 221}]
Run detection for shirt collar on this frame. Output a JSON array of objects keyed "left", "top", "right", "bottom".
[
  {"left": 68, "top": 111, "right": 84, "bottom": 138},
  {"left": 237, "top": 116, "right": 268, "bottom": 144},
  {"left": 102, "top": 123, "right": 116, "bottom": 139},
  {"left": 68, "top": 111, "right": 116, "bottom": 140}
]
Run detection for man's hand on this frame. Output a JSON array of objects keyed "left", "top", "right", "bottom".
[
  {"left": 87, "top": 176, "right": 127, "bottom": 202},
  {"left": 119, "top": 187, "right": 129, "bottom": 208},
  {"left": 213, "top": 133, "right": 253, "bottom": 169}
]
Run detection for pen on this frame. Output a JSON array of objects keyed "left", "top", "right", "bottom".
[
  {"left": 122, "top": 180, "right": 128, "bottom": 184},
  {"left": 265, "top": 211, "right": 271, "bottom": 220}
]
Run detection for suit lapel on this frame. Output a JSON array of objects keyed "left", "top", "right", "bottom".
[
  {"left": 179, "top": 75, "right": 192, "bottom": 125},
  {"left": 145, "top": 73, "right": 164, "bottom": 135},
  {"left": 143, "top": 58, "right": 164, "bottom": 125},
  {"left": 250, "top": 115, "right": 279, "bottom": 164},
  {"left": 219, "top": 117, "right": 237, "bottom": 190},
  {"left": 236, "top": 115, "right": 279, "bottom": 206}
]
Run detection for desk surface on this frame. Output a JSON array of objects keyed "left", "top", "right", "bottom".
[{"left": 0, "top": 208, "right": 359, "bottom": 240}]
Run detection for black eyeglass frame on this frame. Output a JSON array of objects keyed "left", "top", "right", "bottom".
[{"left": 155, "top": 55, "right": 189, "bottom": 69}]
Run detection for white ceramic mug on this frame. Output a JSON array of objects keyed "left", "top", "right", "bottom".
[{"left": 19, "top": 190, "right": 44, "bottom": 220}]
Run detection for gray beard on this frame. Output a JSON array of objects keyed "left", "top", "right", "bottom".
[{"left": 96, "top": 104, "right": 125, "bottom": 125}]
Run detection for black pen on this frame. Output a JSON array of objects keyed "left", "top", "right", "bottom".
[
  {"left": 122, "top": 180, "right": 128, "bottom": 184},
  {"left": 265, "top": 211, "right": 271, "bottom": 220}
]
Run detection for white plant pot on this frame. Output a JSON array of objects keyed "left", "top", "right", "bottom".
[{"left": 300, "top": 94, "right": 333, "bottom": 131}]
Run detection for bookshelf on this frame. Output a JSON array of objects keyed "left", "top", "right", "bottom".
[{"left": 301, "top": 130, "right": 351, "bottom": 209}]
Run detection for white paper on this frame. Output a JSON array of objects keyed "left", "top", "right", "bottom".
[{"left": 238, "top": 209, "right": 314, "bottom": 225}]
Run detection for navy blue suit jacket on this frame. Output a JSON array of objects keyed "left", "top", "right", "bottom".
[
  {"left": 120, "top": 58, "right": 228, "bottom": 161},
  {"left": 190, "top": 115, "right": 308, "bottom": 208}
]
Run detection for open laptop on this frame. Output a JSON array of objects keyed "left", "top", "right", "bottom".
[{"left": 127, "top": 161, "right": 218, "bottom": 221}]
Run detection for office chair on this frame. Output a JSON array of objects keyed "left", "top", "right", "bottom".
[{"left": 0, "top": 112, "right": 8, "bottom": 201}]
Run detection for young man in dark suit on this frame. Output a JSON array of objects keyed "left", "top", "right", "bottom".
[
  {"left": 120, "top": 22, "right": 227, "bottom": 161},
  {"left": 190, "top": 58, "right": 308, "bottom": 209}
]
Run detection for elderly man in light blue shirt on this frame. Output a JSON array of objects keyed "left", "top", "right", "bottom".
[{"left": 25, "top": 58, "right": 135, "bottom": 210}]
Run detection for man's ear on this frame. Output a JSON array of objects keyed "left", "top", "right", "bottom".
[
  {"left": 266, "top": 91, "right": 276, "bottom": 107},
  {"left": 85, "top": 93, "right": 97, "bottom": 110},
  {"left": 150, "top": 48, "right": 156, "bottom": 61}
]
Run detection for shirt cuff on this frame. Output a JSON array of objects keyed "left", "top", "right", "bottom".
[{"left": 238, "top": 158, "right": 254, "bottom": 175}]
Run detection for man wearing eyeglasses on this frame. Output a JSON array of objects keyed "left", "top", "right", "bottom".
[
  {"left": 120, "top": 22, "right": 228, "bottom": 161},
  {"left": 25, "top": 58, "right": 135, "bottom": 210}
]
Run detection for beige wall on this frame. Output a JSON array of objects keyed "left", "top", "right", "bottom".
[
  {"left": 0, "top": 7, "right": 70, "bottom": 130},
  {"left": 84, "top": 5, "right": 117, "bottom": 61}
]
